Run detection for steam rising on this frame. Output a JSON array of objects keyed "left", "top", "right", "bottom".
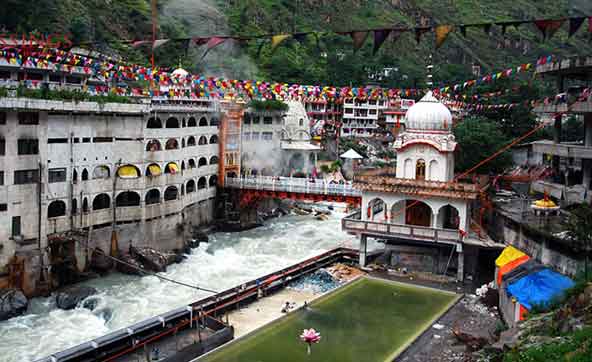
[{"left": 161, "top": 0, "right": 259, "bottom": 79}]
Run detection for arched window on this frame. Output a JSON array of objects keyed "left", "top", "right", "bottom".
[
  {"left": 367, "top": 198, "right": 386, "bottom": 221},
  {"left": 165, "top": 162, "right": 179, "bottom": 174},
  {"left": 164, "top": 186, "right": 178, "bottom": 201},
  {"left": 199, "top": 117, "right": 208, "bottom": 126},
  {"left": 210, "top": 156, "right": 219, "bottom": 165},
  {"left": 92, "top": 165, "right": 110, "bottom": 179},
  {"left": 165, "top": 117, "right": 180, "bottom": 128},
  {"left": 181, "top": 184, "right": 185, "bottom": 196},
  {"left": 438, "top": 204, "right": 460, "bottom": 229},
  {"left": 198, "top": 136, "right": 208, "bottom": 145},
  {"left": 416, "top": 159, "right": 426, "bottom": 181},
  {"left": 187, "top": 136, "right": 196, "bottom": 146},
  {"left": 81, "top": 168, "right": 89, "bottom": 181},
  {"left": 188, "top": 159, "right": 196, "bottom": 169},
  {"left": 182, "top": 118, "right": 186, "bottom": 128},
  {"left": 165, "top": 138, "right": 179, "bottom": 150},
  {"left": 181, "top": 138, "right": 186, "bottom": 148},
  {"left": 209, "top": 175, "right": 218, "bottom": 187},
  {"left": 187, "top": 117, "right": 197, "bottom": 127},
  {"left": 92, "top": 193, "right": 111, "bottom": 210},
  {"left": 82, "top": 198, "right": 89, "bottom": 213},
  {"left": 146, "top": 139, "right": 161, "bottom": 152},
  {"left": 116, "top": 191, "right": 141, "bottom": 207},
  {"left": 48, "top": 200, "right": 66, "bottom": 218},
  {"left": 428, "top": 160, "right": 439, "bottom": 181},
  {"left": 181, "top": 161, "right": 186, "bottom": 170},
  {"left": 147, "top": 117, "right": 162, "bottom": 129},
  {"left": 198, "top": 177, "right": 207, "bottom": 189},
  {"left": 71, "top": 199, "right": 78, "bottom": 215},
  {"left": 145, "top": 189, "right": 160, "bottom": 205},
  {"left": 209, "top": 135, "right": 218, "bottom": 144},
  {"left": 117, "top": 164, "right": 141, "bottom": 179},
  {"left": 186, "top": 179, "right": 196, "bottom": 193},
  {"left": 72, "top": 169, "right": 78, "bottom": 183},
  {"left": 210, "top": 118, "right": 219, "bottom": 127},
  {"left": 198, "top": 157, "right": 208, "bottom": 167},
  {"left": 145, "top": 163, "right": 162, "bottom": 177}
]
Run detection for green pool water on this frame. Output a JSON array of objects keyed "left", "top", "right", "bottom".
[{"left": 199, "top": 277, "right": 459, "bottom": 362}]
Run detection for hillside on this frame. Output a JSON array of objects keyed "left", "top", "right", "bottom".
[{"left": 1, "top": 0, "right": 591, "bottom": 87}]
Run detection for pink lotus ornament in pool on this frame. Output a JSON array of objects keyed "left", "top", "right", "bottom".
[{"left": 300, "top": 328, "right": 321, "bottom": 355}]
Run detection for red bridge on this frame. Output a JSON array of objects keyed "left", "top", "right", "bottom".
[{"left": 225, "top": 176, "right": 362, "bottom": 206}]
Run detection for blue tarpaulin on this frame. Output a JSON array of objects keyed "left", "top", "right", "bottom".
[{"left": 506, "top": 268, "right": 575, "bottom": 310}]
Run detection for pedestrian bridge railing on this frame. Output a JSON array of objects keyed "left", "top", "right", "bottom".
[
  {"left": 225, "top": 176, "right": 361, "bottom": 197},
  {"left": 342, "top": 211, "right": 462, "bottom": 245}
]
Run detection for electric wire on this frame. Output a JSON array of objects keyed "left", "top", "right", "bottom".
[{"left": 80, "top": 244, "right": 218, "bottom": 294}]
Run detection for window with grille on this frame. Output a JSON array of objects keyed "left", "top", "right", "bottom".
[
  {"left": 14, "top": 169, "right": 39, "bottom": 184},
  {"left": 17, "top": 139, "right": 39, "bottom": 155}
]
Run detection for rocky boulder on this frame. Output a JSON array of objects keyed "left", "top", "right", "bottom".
[
  {"left": 116, "top": 253, "right": 144, "bottom": 275},
  {"left": 453, "top": 324, "right": 492, "bottom": 351},
  {"left": 131, "top": 247, "right": 168, "bottom": 273},
  {"left": 55, "top": 286, "right": 97, "bottom": 310},
  {"left": 90, "top": 248, "right": 113, "bottom": 273},
  {"left": 192, "top": 230, "right": 209, "bottom": 243},
  {"left": 0, "top": 288, "right": 28, "bottom": 321}
]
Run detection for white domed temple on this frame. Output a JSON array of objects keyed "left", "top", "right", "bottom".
[{"left": 343, "top": 92, "right": 502, "bottom": 281}]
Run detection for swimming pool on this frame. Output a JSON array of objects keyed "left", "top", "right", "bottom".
[{"left": 198, "top": 277, "right": 460, "bottom": 362}]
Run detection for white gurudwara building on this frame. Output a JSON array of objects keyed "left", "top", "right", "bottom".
[{"left": 343, "top": 92, "right": 502, "bottom": 281}]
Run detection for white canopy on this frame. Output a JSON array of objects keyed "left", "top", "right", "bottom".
[{"left": 340, "top": 148, "right": 363, "bottom": 159}]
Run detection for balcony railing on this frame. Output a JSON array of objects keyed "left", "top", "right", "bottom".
[
  {"left": 342, "top": 211, "right": 461, "bottom": 244},
  {"left": 225, "top": 176, "right": 361, "bottom": 197}
]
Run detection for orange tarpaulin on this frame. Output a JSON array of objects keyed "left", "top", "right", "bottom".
[{"left": 497, "top": 254, "right": 529, "bottom": 285}]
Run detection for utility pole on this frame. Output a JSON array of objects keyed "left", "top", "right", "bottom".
[
  {"left": 426, "top": 54, "right": 434, "bottom": 88},
  {"left": 292, "top": 0, "right": 299, "bottom": 34}
]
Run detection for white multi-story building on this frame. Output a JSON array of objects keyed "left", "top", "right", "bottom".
[
  {"left": 383, "top": 98, "right": 415, "bottom": 137},
  {"left": 341, "top": 98, "right": 388, "bottom": 137},
  {"left": 241, "top": 101, "right": 319, "bottom": 177},
  {"left": 0, "top": 64, "right": 221, "bottom": 295}
]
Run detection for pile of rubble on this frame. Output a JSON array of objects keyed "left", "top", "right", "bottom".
[{"left": 325, "top": 263, "right": 365, "bottom": 282}]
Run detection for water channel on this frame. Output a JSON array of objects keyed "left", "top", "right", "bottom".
[{"left": 0, "top": 210, "right": 377, "bottom": 362}]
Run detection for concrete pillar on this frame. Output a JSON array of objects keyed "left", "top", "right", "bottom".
[
  {"left": 583, "top": 160, "right": 591, "bottom": 190},
  {"left": 583, "top": 115, "right": 592, "bottom": 190},
  {"left": 585, "top": 114, "right": 592, "bottom": 147},
  {"left": 552, "top": 114, "right": 562, "bottom": 174},
  {"left": 432, "top": 211, "right": 439, "bottom": 228},
  {"left": 456, "top": 243, "right": 464, "bottom": 282},
  {"left": 359, "top": 234, "right": 368, "bottom": 267}
]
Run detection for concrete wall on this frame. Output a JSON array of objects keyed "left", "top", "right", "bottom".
[{"left": 493, "top": 212, "right": 584, "bottom": 277}]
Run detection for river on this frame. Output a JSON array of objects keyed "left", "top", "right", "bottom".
[{"left": 0, "top": 211, "right": 377, "bottom": 362}]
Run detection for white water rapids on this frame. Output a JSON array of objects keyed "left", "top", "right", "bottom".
[{"left": 0, "top": 211, "right": 378, "bottom": 362}]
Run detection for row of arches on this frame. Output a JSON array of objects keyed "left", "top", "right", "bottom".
[
  {"left": 366, "top": 198, "right": 460, "bottom": 229},
  {"left": 145, "top": 135, "right": 218, "bottom": 151},
  {"left": 146, "top": 116, "right": 219, "bottom": 129},
  {"left": 402, "top": 158, "right": 439, "bottom": 181},
  {"left": 73, "top": 157, "right": 219, "bottom": 182},
  {"left": 47, "top": 176, "right": 218, "bottom": 218}
]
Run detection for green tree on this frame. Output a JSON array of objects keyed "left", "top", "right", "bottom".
[
  {"left": 453, "top": 116, "right": 512, "bottom": 174},
  {"left": 564, "top": 203, "right": 592, "bottom": 280},
  {"left": 562, "top": 116, "right": 585, "bottom": 143}
]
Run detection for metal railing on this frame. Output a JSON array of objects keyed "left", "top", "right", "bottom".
[
  {"left": 342, "top": 211, "right": 461, "bottom": 244},
  {"left": 225, "top": 176, "right": 361, "bottom": 197}
]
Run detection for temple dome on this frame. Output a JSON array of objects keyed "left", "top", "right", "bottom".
[
  {"left": 405, "top": 91, "right": 453, "bottom": 131},
  {"left": 171, "top": 67, "right": 189, "bottom": 78}
]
